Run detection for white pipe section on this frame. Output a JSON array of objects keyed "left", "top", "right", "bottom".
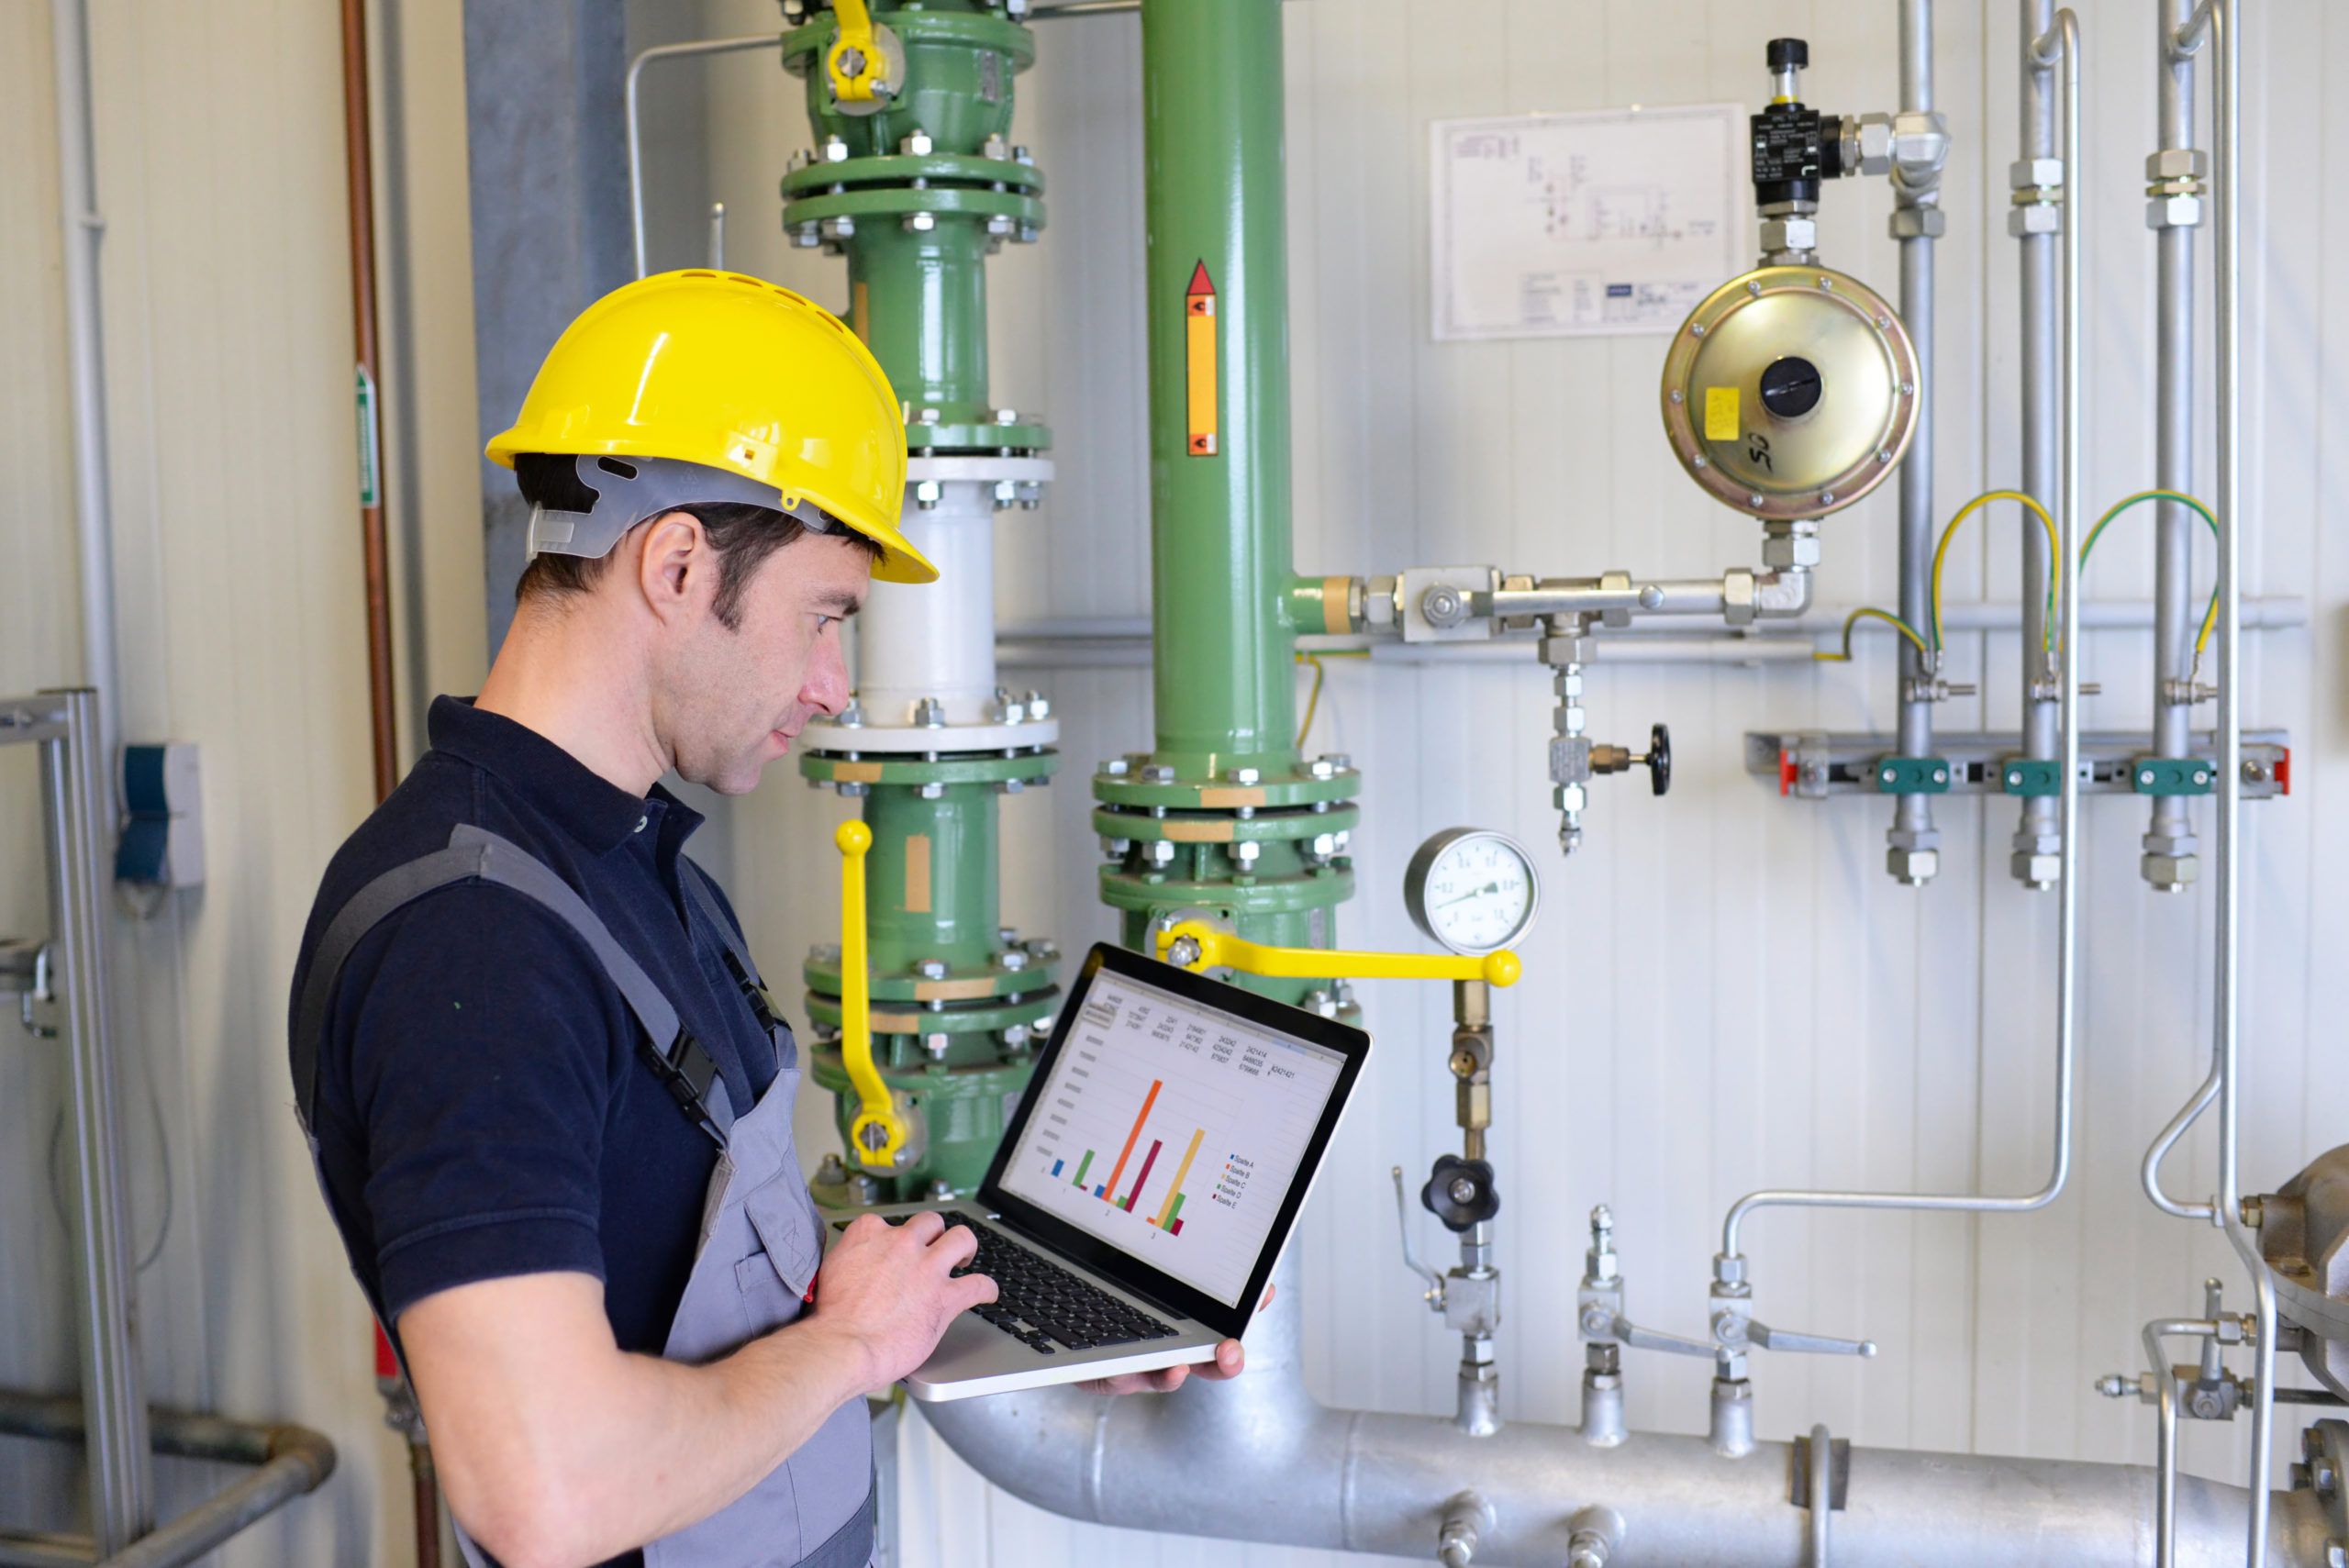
[
  {"left": 1714, "top": 9, "right": 2083, "bottom": 1268},
  {"left": 857, "top": 482, "right": 1000, "bottom": 723},
  {"left": 51, "top": 0, "right": 120, "bottom": 786}
]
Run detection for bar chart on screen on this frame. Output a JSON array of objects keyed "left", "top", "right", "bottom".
[{"left": 1002, "top": 971, "right": 1346, "bottom": 1306}]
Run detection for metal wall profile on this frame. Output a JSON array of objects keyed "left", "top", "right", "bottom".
[{"left": 0, "top": 692, "right": 333, "bottom": 1568}]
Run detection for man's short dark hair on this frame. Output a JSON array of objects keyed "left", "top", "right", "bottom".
[{"left": 513, "top": 453, "right": 880, "bottom": 631}]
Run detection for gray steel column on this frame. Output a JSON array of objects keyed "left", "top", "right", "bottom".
[
  {"left": 1888, "top": 0, "right": 1943, "bottom": 886},
  {"left": 462, "top": 2, "right": 632, "bottom": 658},
  {"left": 2145, "top": 0, "right": 2203, "bottom": 890},
  {"left": 2013, "top": 0, "right": 2063, "bottom": 887},
  {"left": 40, "top": 690, "right": 150, "bottom": 1549}
]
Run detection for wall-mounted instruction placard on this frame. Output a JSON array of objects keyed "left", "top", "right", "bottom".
[{"left": 1431, "top": 104, "right": 1747, "bottom": 341}]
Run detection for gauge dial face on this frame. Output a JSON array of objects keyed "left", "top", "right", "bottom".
[{"left": 1408, "top": 830, "right": 1539, "bottom": 956}]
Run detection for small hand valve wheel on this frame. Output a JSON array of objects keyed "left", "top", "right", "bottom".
[
  {"left": 1641, "top": 723, "right": 1671, "bottom": 796},
  {"left": 1420, "top": 1154, "right": 1501, "bottom": 1232}
]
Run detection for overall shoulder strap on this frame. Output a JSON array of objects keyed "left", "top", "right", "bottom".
[
  {"left": 294, "top": 824, "right": 732, "bottom": 1144},
  {"left": 678, "top": 856, "right": 787, "bottom": 1037}
]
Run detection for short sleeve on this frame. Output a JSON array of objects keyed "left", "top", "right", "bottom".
[{"left": 337, "top": 883, "right": 634, "bottom": 1321}]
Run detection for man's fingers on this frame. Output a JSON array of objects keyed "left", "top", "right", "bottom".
[
  {"left": 954, "top": 1272, "right": 999, "bottom": 1310},
  {"left": 1261, "top": 1283, "right": 1276, "bottom": 1310},
  {"left": 928, "top": 1221, "right": 980, "bottom": 1270},
  {"left": 896, "top": 1209, "right": 947, "bottom": 1244}
]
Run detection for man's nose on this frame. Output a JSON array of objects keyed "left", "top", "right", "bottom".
[{"left": 805, "top": 631, "right": 852, "bottom": 717}]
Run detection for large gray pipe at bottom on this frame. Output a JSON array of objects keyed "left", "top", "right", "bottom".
[{"left": 920, "top": 1261, "right": 2331, "bottom": 1565}]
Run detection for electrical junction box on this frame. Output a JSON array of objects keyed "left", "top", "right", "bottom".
[{"left": 116, "top": 742, "right": 205, "bottom": 890}]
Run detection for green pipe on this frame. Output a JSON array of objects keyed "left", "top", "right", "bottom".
[
  {"left": 1140, "top": 0, "right": 1298, "bottom": 778},
  {"left": 1092, "top": 0, "right": 1353, "bottom": 1005},
  {"left": 847, "top": 219, "right": 993, "bottom": 425}
]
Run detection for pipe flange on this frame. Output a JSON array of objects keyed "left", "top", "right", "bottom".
[{"left": 800, "top": 717, "right": 1060, "bottom": 754}]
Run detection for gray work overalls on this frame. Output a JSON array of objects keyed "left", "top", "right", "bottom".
[{"left": 294, "top": 825, "right": 875, "bottom": 1568}]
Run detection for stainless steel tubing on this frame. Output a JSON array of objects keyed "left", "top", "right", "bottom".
[
  {"left": 39, "top": 692, "right": 149, "bottom": 1549},
  {"left": 2143, "top": 1317, "right": 2221, "bottom": 1568},
  {"left": 1891, "top": 0, "right": 1940, "bottom": 884},
  {"left": 50, "top": 0, "right": 120, "bottom": 776},
  {"left": 2015, "top": 0, "right": 2064, "bottom": 885},
  {"left": 0, "top": 1391, "right": 337, "bottom": 1568},
  {"left": 921, "top": 1259, "right": 2335, "bottom": 1566},
  {"left": 2149, "top": 0, "right": 2203, "bottom": 881},
  {"left": 2201, "top": 5, "right": 2274, "bottom": 1562},
  {"left": 1713, "top": 9, "right": 2082, "bottom": 1267},
  {"left": 1805, "top": 1423, "right": 1831, "bottom": 1566},
  {"left": 2142, "top": 0, "right": 2221, "bottom": 1187},
  {"left": 626, "top": 35, "right": 781, "bottom": 280}
]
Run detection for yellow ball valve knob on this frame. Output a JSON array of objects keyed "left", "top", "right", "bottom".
[{"left": 834, "top": 819, "right": 909, "bottom": 1165}]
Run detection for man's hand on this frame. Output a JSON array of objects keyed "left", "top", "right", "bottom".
[
  {"left": 808, "top": 1212, "right": 999, "bottom": 1387},
  {"left": 1074, "top": 1283, "right": 1274, "bottom": 1395}
]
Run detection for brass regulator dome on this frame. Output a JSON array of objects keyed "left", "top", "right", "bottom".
[{"left": 1659, "top": 266, "right": 1919, "bottom": 521}]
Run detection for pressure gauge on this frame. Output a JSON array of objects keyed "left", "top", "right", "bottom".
[{"left": 1404, "top": 828, "right": 1541, "bottom": 957}]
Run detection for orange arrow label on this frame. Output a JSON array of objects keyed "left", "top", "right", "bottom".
[{"left": 1186, "top": 261, "right": 1218, "bottom": 457}]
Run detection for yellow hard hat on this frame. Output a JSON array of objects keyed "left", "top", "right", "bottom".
[{"left": 485, "top": 270, "right": 934, "bottom": 584}]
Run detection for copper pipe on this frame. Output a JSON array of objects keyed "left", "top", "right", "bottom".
[
  {"left": 340, "top": 3, "right": 431, "bottom": 1560},
  {"left": 340, "top": 0, "right": 397, "bottom": 805}
]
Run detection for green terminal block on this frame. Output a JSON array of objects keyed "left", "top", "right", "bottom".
[
  {"left": 2000, "top": 757, "right": 2063, "bottom": 797},
  {"left": 2132, "top": 757, "right": 2216, "bottom": 796},
  {"left": 1876, "top": 756, "right": 1953, "bottom": 795}
]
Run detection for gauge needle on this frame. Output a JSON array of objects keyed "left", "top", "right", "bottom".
[{"left": 1436, "top": 883, "right": 1501, "bottom": 907}]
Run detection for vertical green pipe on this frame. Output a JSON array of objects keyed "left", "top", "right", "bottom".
[
  {"left": 1142, "top": 0, "right": 1297, "bottom": 777},
  {"left": 848, "top": 220, "right": 993, "bottom": 419},
  {"left": 863, "top": 783, "right": 998, "bottom": 969}
]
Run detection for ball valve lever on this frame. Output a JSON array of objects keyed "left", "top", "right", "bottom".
[
  {"left": 1155, "top": 920, "right": 1522, "bottom": 988},
  {"left": 1390, "top": 1165, "right": 1449, "bottom": 1310},
  {"left": 834, "top": 821, "right": 912, "bottom": 1167}
]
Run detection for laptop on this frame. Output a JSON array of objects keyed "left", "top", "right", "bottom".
[{"left": 823, "top": 940, "right": 1369, "bottom": 1402}]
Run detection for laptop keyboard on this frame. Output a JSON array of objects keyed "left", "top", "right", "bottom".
[{"left": 891, "top": 1212, "right": 1181, "bottom": 1356}]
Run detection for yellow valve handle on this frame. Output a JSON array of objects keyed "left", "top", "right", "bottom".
[
  {"left": 825, "top": 0, "right": 892, "bottom": 106},
  {"left": 835, "top": 820, "right": 907, "bottom": 1164},
  {"left": 1156, "top": 919, "right": 1521, "bottom": 988}
]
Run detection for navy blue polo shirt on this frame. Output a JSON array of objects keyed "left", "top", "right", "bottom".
[{"left": 290, "top": 696, "right": 785, "bottom": 1361}]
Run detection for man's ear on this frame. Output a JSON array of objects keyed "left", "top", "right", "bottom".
[{"left": 634, "top": 511, "right": 711, "bottom": 625}]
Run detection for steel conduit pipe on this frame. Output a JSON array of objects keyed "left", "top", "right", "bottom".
[
  {"left": 1890, "top": 0, "right": 1942, "bottom": 886},
  {"left": 2014, "top": 0, "right": 2064, "bottom": 888},
  {"left": 920, "top": 1259, "right": 2333, "bottom": 1565}
]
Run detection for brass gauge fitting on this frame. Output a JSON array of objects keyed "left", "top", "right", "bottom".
[{"left": 1659, "top": 266, "right": 1920, "bottom": 520}]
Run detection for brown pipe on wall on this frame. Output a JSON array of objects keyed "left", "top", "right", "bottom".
[
  {"left": 341, "top": 0, "right": 397, "bottom": 805},
  {"left": 340, "top": 1, "right": 435, "bottom": 1562}
]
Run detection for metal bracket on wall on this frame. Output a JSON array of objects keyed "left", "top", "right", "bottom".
[{"left": 1752, "top": 729, "right": 2289, "bottom": 800}]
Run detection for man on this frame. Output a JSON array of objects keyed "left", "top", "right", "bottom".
[{"left": 288, "top": 272, "right": 1243, "bottom": 1568}]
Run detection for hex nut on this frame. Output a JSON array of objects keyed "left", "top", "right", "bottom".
[
  {"left": 1855, "top": 113, "right": 1896, "bottom": 176},
  {"left": 1890, "top": 111, "right": 1949, "bottom": 174},
  {"left": 1760, "top": 217, "right": 1819, "bottom": 254},
  {"left": 2148, "top": 195, "right": 2204, "bottom": 229},
  {"left": 1142, "top": 763, "right": 1176, "bottom": 784},
  {"left": 899, "top": 129, "right": 934, "bottom": 156},
  {"left": 902, "top": 211, "right": 937, "bottom": 233},
  {"left": 2143, "top": 851, "right": 2200, "bottom": 890},
  {"left": 2013, "top": 851, "right": 2063, "bottom": 887},
  {"left": 1887, "top": 846, "right": 1941, "bottom": 884},
  {"left": 998, "top": 949, "right": 1030, "bottom": 971},
  {"left": 1889, "top": 206, "right": 1948, "bottom": 239},
  {"left": 1228, "top": 766, "right": 1261, "bottom": 784},
  {"left": 915, "top": 958, "right": 950, "bottom": 980},
  {"left": 2009, "top": 205, "right": 2063, "bottom": 238},
  {"left": 2146, "top": 148, "right": 2210, "bottom": 181},
  {"left": 1721, "top": 568, "right": 1759, "bottom": 628},
  {"left": 2010, "top": 157, "right": 2065, "bottom": 190},
  {"left": 1762, "top": 531, "right": 1823, "bottom": 570}
]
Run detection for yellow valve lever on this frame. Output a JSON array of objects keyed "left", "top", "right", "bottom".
[
  {"left": 825, "top": 0, "right": 892, "bottom": 106},
  {"left": 1156, "top": 919, "right": 1521, "bottom": 988},
  {"left": 835, "top": 820, "right": 907, "bottom": 1164}
]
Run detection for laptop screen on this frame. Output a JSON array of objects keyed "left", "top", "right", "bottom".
[{"left": 993, "top": 962, "right": 1353, "bottom": 1309}]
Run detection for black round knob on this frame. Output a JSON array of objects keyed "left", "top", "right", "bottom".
[
  {"left": 1766, "top": 37, "right": 1809, "bottom": 71},
  {"left": 1758, "top": 356, "right": 1823, "bottom": 419},
  {"left": 1645, "top": 723, "right": 1672, "bottom": 797},
  {"left": 1420, "top": 1154, "right": 1500, "bottom": 1233}
]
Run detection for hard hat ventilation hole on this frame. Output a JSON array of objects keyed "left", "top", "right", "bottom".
[{"left": 596, "top": 457, "right": 640, "bottom": 479}]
